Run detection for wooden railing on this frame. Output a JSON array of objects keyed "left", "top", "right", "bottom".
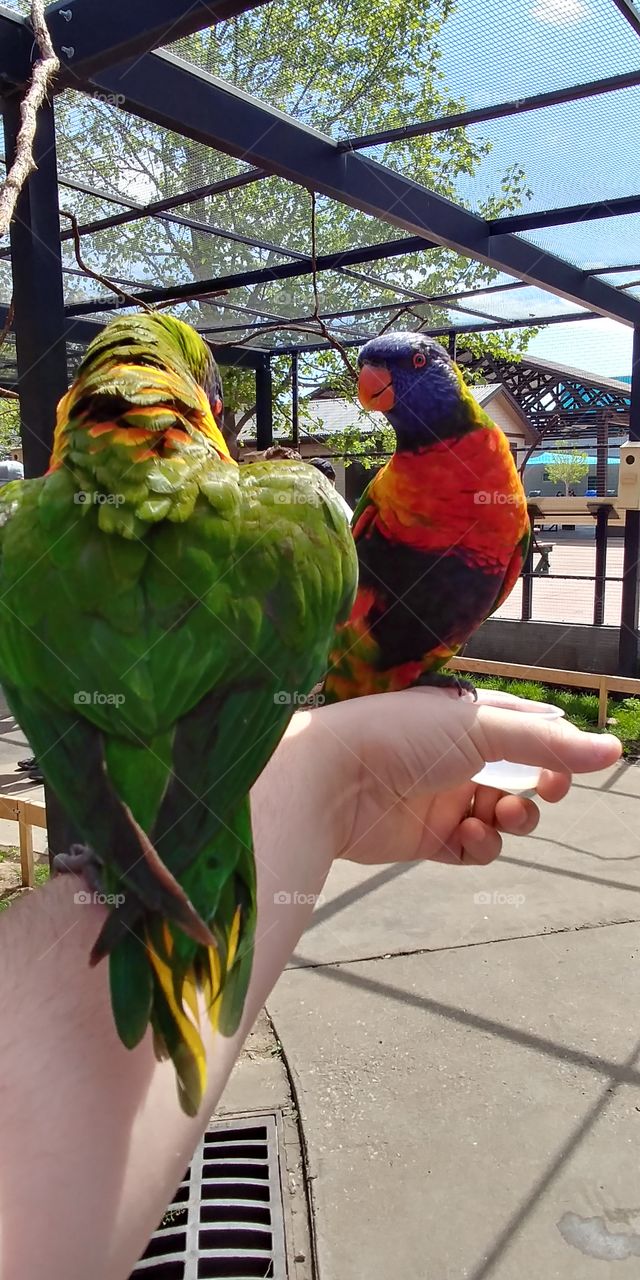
[
  {"left": 0, "top": 795, "right": 46, "bottom": 888},
  {"left": 450, "top": 656, "right": 640, "bottom": 728}
]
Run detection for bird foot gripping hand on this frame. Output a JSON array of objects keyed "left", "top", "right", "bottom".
[
  {"left": 413, "top": 671, "right": 478, "bottom": 700},
  {"left": 53, "top": 843, "right": 106, "bottom": 895},
  {"left": 0, "top": 312, "right": 358, "bottom": 1115}
]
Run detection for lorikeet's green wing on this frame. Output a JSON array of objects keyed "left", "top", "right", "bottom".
[
  {"left": 0, "top": 459, "right": 357, "bottom": 1114},
  {"left": 350, "top": 473, "right": 378, "bottom": 534}
]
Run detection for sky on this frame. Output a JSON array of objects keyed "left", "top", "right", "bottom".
[
  {"left": 528, "top": 317, "right": 634, "bottom": 379},
  {"left": 434, "top": 0, "right": 640, "bottom": 380}
]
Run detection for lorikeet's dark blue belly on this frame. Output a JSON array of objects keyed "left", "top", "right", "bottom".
[{"left": 357, "top": 526, "right": 504, "bottom": 668}]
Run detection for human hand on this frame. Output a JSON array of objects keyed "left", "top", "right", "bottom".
[{"left": 293, "top": 688, "right": 621, "bottom": 868}]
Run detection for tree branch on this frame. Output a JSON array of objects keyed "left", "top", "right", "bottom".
[{"left": 0, "top": 0, "right": 60, "bottom": 238}]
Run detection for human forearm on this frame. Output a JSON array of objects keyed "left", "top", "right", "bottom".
[{"left": 0, "top": 713, "right": 342, "bottom": 1280}]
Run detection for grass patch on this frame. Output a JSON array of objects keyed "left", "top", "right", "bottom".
[
  {"left": 0, "top": 847, "right": 49, "bottom": 912},
  {"left": 470, "top": 674, "right": 640, "bottom": 754}
]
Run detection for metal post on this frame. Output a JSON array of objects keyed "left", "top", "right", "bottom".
[
  {"left": 522, "top": 533, "right": 534, "bottom": 621},
  {"left": 593, "top": 504, "right": 609, "bottom": 626},
  {"left": 447, "top": 330, "right": 457, "bottom": 363},
  {"left": 596, "top": 411, "right": 608, "bottom": 495},
  {"left": 255, "top": 359, "right": 273, "bottom": 450},
  {"left": 619, "top": 326, "right": 640, "bottom": 674},
  {"left": 291, "top": 352, "right": 299, "bottom": 448},
  {"left": 3, "top": 97, "right": 67, "bottom": 476},
  {"left": 3, "top": 95, "right": 76, "bottom": 861}
]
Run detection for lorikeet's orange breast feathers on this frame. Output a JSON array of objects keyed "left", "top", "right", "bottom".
[{"left": 368, "top": 426, "right": 528, "bottom": 570}]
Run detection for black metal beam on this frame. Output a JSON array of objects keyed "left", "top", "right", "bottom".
[
  {"left": 62, "top": 312, "right": 270, "bottom": 368},
  {"left": 491, "top": 192, "right": 640, "bottom": 235},
  {"left": 255, "top": 361, "right": 273, "bottom": 449},
  {"left": 64, "top": 235, "right": 437, "bottom": 317},
  {"left": 3, "top": 96, "right": 67, "bottom": 478},
  {"left": 338, "top": 68, "right": 640, "bottom": 151},
  {"left": 84, "top": 51, "right": 640, "bottom": 327},
  {"left": 0, "top": 0, "right": 273, "bottom": 90},
  {"left": 593, "top": 504, "right": 609, "bottom": 627},
  {"left": 269, "top": 309, "right": 598, "bottom": 357},
  {"left": 3, "top": 93, "right": 81, "bottom": 860},
  {"left": 619, "top": 326, "right": 640, "bottom": 675},
  {"left": 291, "top": 352, "right": 299, "bottom": 448},
  {"left": 611, "top": 0, "right": 640, "bottom": 40},
  {"left": 59, "top": 168, "right": 267, "bottom": 241}
]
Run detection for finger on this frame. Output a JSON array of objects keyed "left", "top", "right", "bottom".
[
  {"left": 536, "top": 769, "right": 572, "bottom": 802},
  {"left": 474, "top": 709, "right": 621, "bottom": 777},
  {"left": 493, "top": 793, "right": 540, "bottom": 836},
  {"left": 458, "top": 816, "right": 503, "bottom": 865},
  {"left": 471, "top": 785, "right": 502, "bottom": 827},
  {"left": 474, "top": 689, "right": 560, "bottom": 715}
]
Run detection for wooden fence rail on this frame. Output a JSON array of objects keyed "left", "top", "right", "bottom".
[
  {"left": 450, "top": 657, "right": 640, "bottom": 729},
  {"left": 0, "top": 795, "right": 46, "bottom": 888}
]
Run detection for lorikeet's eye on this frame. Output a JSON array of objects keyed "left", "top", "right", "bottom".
[{"left": 413, "top": 352, "right": 427, "bottom": 369}]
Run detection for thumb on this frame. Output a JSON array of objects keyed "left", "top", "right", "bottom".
[{"left": 470, "top": 705, "right": 622, "bottom": 776}]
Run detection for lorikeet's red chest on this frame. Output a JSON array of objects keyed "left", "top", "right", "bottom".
[
  {"left": 365, "top": 427, "right": 527, "bottom": 572},
  {"left": 325, "top": 423, "right": 529, "bottom": 702}
]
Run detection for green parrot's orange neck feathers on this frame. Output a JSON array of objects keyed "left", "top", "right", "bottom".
[
  {"left": 49, "top": 368, "right": 231, "bottom": 472},
  {"left": 48, "top": 313, "right": 231, "bottom": 473}
]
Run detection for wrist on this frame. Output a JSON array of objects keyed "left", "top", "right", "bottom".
[{"left": 252, "top": 705, "right": 360, "bottom": 865}]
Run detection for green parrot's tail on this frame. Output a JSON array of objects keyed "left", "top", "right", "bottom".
[{"left": 107, "top": 798, "right": 257, "bottom": 1116}]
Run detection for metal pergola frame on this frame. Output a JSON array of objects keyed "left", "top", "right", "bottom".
[{"left": 0, "top": 0, "right": 639, "bottom": 672}]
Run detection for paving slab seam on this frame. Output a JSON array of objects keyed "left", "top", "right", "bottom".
[
  {"left": 266, "top": 1005, "right": 322, "bottom": 1280},
  {"left": 289, "top": 913, "right": 640, "bottom": 970}
]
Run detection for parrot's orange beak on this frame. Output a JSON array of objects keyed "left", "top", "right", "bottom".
[{"left": 358, "top": 362, "right": 395, "bottom": 412}]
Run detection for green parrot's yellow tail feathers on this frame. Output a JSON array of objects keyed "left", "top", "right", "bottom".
[{"left": 148, "top": 923, "right": 208, "bottom": 1117}]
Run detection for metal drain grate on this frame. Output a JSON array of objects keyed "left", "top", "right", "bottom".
[{"left": 131, "top": 1114, "right": 287, "bottom": 1279}]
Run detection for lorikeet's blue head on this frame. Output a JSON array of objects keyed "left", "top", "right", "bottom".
[{"left": 357, "top": 332, "right": 464, "bottom": 450}]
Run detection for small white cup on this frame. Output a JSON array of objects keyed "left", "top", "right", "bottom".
[{"left": 471, "top": 700, "right": 566, "bottom": 795}]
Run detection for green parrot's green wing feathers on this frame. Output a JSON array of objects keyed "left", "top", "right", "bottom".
[{"left": 0, "top": 456, "right": 357, "bottom": 1114}]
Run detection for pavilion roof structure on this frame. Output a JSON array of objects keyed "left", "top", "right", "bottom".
[{"left": 0, "top": 0, "right": 639, "bottom": 375}]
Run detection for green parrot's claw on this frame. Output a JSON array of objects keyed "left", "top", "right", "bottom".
[
  {"left": 53, "top": 844, "right": 106, "bottom": 897},
  {"left": 413, "top": 672, "right": 478, "bottom": 700}
]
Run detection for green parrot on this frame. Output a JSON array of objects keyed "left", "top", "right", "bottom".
[{"left": 0, "top": 313, "right": 357, "bottom": 1113}]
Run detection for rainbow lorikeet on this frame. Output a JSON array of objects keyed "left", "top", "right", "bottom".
[
  {"left": 0, "top": 313, "right": 357, "bottom": 1113},
  {"left": 323, "top": 333, "right": 529, "bottom": 702}
]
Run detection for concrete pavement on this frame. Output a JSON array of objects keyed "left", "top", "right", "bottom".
[
  {"left": 3, "top": 690, "right": 640, "bottom": 1276},
  {"left": 267, "top": 763, "right": 640, "bottom": 1278}
]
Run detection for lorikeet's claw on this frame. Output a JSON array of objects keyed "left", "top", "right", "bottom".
[
  {"left": 53, "top": 843, "right": 106, "bottom": 897},
  {"left": 413, "top": 671, "right": 478, "bottom": 700}
]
